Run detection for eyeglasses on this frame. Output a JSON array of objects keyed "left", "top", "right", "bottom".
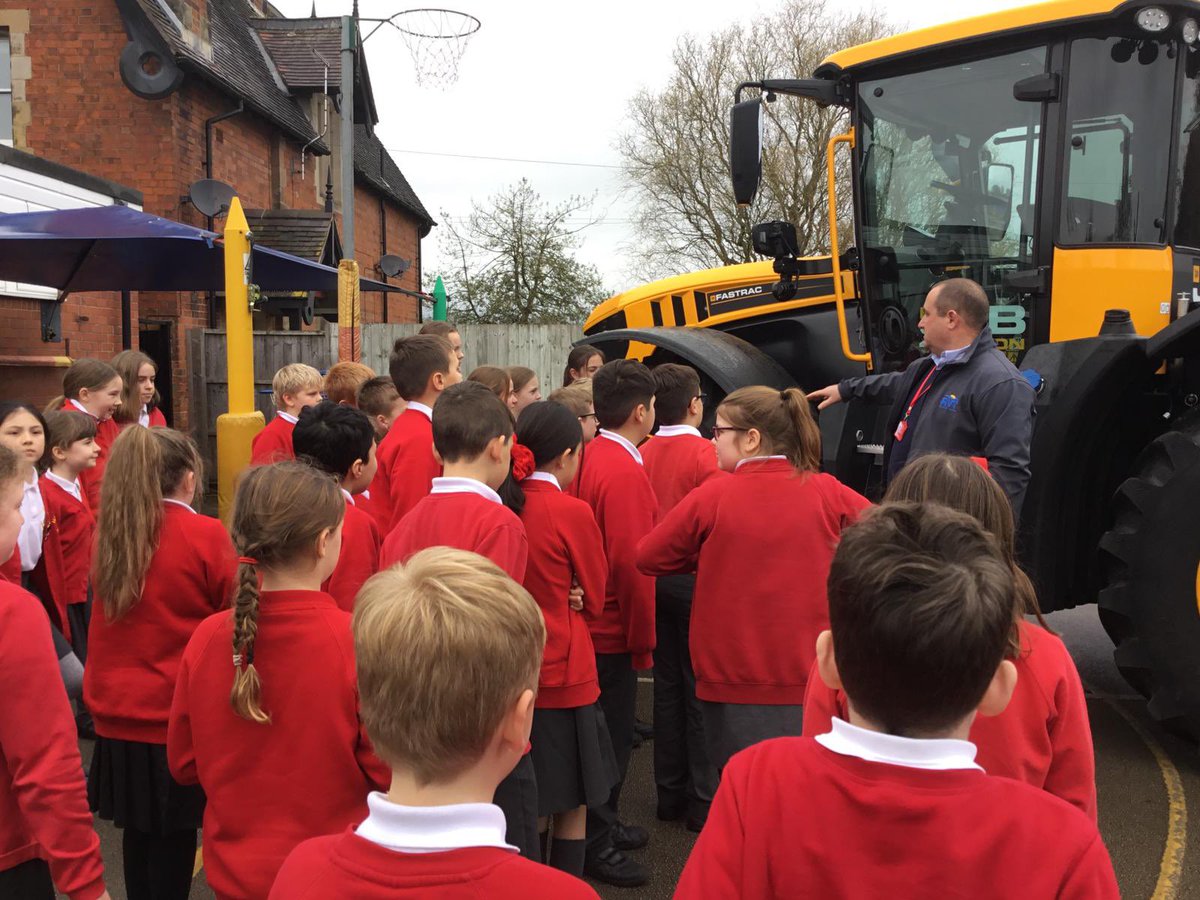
[
  {"left": 695, "top": 392, "right": 709, "bottom": 404},
  {"left": 710, "top": 426, "right": 747, "bottom": 438},
  {"left": 578, "top": 413, "right": 599, "bottom": 423}
]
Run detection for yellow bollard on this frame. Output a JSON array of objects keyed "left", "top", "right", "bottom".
[
  {"left": 215, "top": 197, "right": 264, "bottom": 521},
  {"left": 338, "top": 257, "right": 361, "bottom": 362}
]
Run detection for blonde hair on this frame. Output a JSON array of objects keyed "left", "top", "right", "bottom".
[
  {"left": 111, "top": 350, "right": 160, "bottom": 425},
  {"left": 228, "top": 461, "right": 345, "bottom": 724},
  {"left": 0, "top": 445, "right": 22, "bottom": 494},
  {"left": 507, "top": 366, "right": 537, "bottom": 394},
  {"left": 272, "top": 363, "right": 323, "bottom": 410},
  {"left": 93, "top": 426, "right": 202, "bottom": 621},
  {"left": 354, "top": 547, "right": 546, "bottom": 785},
  {"left": 718, "top": 385, "right": 821, "bottom": 472},
  {"left": 548, "top": 379, "right": 592, "bottom": 417},
  {"left": 46, "top": 358, "right": 120, "bottom": 415},
  {"left": 323, "top": 361, "right": 376, "bottom": 406}
]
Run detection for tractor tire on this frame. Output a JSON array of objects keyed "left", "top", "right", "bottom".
[{"left": 1097, "top": 411, "right": 1200, "bottom": 739}]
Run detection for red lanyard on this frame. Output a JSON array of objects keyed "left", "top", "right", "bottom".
[{"left": 894, "top": 365, "right": 938, "bottom": 443}]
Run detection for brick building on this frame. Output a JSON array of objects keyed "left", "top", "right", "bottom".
[{"left": 0, "top": 0, "right": 434, "bottom": 429}]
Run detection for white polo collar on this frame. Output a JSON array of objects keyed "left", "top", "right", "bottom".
[
  {"left": 276, "top": 411, "right": 299, "bottom": 425},
  {"left": 138, "top": 405, "right": 150, "bottom": 428},
  {"left": 598, "top": 430, "right": 643, "bottom": 465},
  {"left": 407, "top": 401, "right": 434, "bottom": 421},
  {"left": 816, "top": 717, "right": 982, "bottom": 772},
  {"left": 17, "top": 474, "right": 43, "bottom": 572},
  {"left": 163, "top": 498, "right": 198, "bottom": 515},
  {"left": 68, "top": 399, "right": 98, "bottom": 420},
  {"left": 45, "top": 471, "right": 82, "bottom": 502},
  {"left": 430, "top": 476, "right": 502, "bottom": 505},
  {"left": 341, "top": 488, "right": 356, "bottom": 506},
  {"left": 355, "top": 792, "right": 517, "bottom": 855},
  {"left": 735, "top": 454, "right": 789, "bottom": 471},
  {"left": 524, "top": 470, "right": 562, "bottom": 491},
  {"left": 655, "top": 424, "right": 702, "bottom": 438}
]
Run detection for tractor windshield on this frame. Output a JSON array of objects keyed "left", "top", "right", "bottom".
[{"left": 857, "top": 47, "right": 1047, "bottom": 365}]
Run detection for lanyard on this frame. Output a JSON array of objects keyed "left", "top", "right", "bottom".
[{"left": 894, "top": 364, "right": 939, "bottom": 443}]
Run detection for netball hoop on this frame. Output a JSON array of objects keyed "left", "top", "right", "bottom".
[{"left": 391, "top": 8, "right": 480, "bottom": 89}]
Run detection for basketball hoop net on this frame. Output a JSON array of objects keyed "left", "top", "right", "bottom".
[{"left": 392, "top": 8, "right": 480, "bottom": 89}]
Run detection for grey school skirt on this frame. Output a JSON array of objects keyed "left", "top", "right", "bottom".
[
  {"left": 530, "top": 703, "right": 620, "bottom": 816},
  {"left": 699, "top": 701, "right": 804, "bottom": 771}
]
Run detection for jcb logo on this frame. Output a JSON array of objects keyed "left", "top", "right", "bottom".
[{"left": 991, "top": 305, "right": 1027, "bottom": 336}]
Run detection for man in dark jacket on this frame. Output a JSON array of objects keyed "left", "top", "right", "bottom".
[{"left": 807, "top": 278, "right": 1035, "bottom": 514}]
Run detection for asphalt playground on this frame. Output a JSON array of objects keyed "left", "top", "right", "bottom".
[{"left": 80, "top": 605, "right": 1199, "bottom": 899}]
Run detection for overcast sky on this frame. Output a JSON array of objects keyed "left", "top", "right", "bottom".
[{"left": 268, "top": 0, "right": 1027, "bottom": 297}]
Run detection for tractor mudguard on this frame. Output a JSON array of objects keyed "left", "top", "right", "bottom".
[{"left": 1017, "top": 335, "right": 1163, "bottom": 612}]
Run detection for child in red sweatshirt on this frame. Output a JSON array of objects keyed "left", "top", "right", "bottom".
[
  {"left": 676, "top": 503, "right": 1119, "bottom": 899},
  {"left": 637, "top": 386, "right": 869, "bottom": 772},
  {"left": 638, "top": 364, "right": 723, "bottom": 831},
  {"left": 269, "top": 547, "right": 597, "bottom": 900},
  {"left": 514, "top": 401, "right": 617, "bottom": 878},
  {"left": 292, "top": 401, "right": 380, "bottom": 613},
  {"left": 250, "top": 363, "right": 323, "bottom": 466},
  {"left": 373, "top": 334, "right": 462, "bottom": 531},
  {"left": 802, "top": 452, "right": 1096, "bottom": 818},
  {"left": 572, "top": 359, "right": 659, "bottom": 887},
  {"left": 85, "top": 425, "right": 236, "bottom": 899},
  {"left": 0, "top": 445, "right": 109, "bottom": 900},
  {"left": 55, "top": 358, "right": 123, "bottom": 512},
  {"left": 168, "top": 461, "right": 389, "bottom": 900},
  {"left": 111, "top": 350, "right": 168, "bottom": 431}
]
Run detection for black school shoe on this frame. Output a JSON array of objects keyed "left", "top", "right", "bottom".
[
  {"left": 585, "top": 847, "right": 648, "bottom": 888},
  {"left": 612, "top": 821, "right": 649, "bottom": 851}
]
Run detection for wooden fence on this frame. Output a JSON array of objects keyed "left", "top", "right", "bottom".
[
  {"left": 186, "top": 327, "right": 339, "bottom": 482},
  {"left": 360, "top": 323, "right": 585, "bottom": 395}
]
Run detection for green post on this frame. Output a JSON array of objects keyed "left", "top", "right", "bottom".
[{"left": 432, "top": 275, "right": 448, "bottom": 321}]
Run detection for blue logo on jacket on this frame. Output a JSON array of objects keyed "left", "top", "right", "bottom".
[{"left": 939, "top": 393, "right": 960, "bottom": 411}]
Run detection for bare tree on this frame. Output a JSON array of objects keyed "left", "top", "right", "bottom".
[
  {"left": 438, "top": 179, "right": 608, "bottom": 324},
  {"left": 618, "top": 0, "right": 894, "bottom": 280}
]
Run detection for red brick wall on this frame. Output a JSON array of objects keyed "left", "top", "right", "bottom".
[{"left": 349, "top": 185, "right": 424, "bottom": 326}]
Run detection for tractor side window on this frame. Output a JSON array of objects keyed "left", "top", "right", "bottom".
[
  {"left": 1175, "top": 47, "right": 1200, "bottom": 250},
  {"left": 1061, "top": 36, "right": 1174, "bottom": 245}
]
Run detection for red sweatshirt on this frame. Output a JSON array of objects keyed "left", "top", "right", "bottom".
[
  {"left": 573, "top": 433, "right": 658, "bottom": 667},
  {"left": 250, "top": 414, "right": 297, "bottom": 465},
  {"left": 270, "top": 828, "right": 598, "bottom": 899},
  {"left": 373, "top": 406, "right": 442, "bottom": 532},
  {"left": 381, "top": 481, "right": 528, "bottom": 581},
  {"left": 640, "top": 427, "right": 724, "bottom": 516},
  {"left": 33, "top": 475, "right": 95, "bottom": 641},
  {"left": 168, "top": 590, "right": 389, "bottom": 900},
  {"left": 519, "top": 477, "right": 607, "bottom": 708},
  {"left": 803, "top": 619, "right": 1097, "bottom": 819},
  {"left": 637, "top": 458, "right": 869, "bottom": 704},
  {"left": 63, "top": 402, "right": 119, "bottom": 513},
  {"left": 0, "top": 547, "right": 19, "bottom": 584},
  {"left": 322, "top": 494, "right": 381, "bottom": 613},
  {"left": 0, "top": 581, "right": 106, "bottom": 900},
  {"left": 85, "top": 502, "right": 237, "bottom": 743},
  {"left": 675, "top": 736, "right": 1118, "bottom": 899}
]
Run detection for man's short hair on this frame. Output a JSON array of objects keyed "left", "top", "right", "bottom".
[
  {"left": 432, "top": 381, "right": 514, "bottom": 463},
  {"left": 272, "top": 363, "right": 323, "bottom": 409},
  {"left": 292, "top": 401, "right": 375, "bottom": 479},
  {"left": 548, "top": 380, "right": 592, "bottom": 417},
  {"left": 353, "top": 546, "right": 545, "bottom": 785},
  {"left": 419, "top": 320, "right": 459, "bottom": 338},
  {"left": 357, "top": 376, "right": 400, "bottom": 418},
  {"left": 389, "top": 334, "right": 453, "bottom": 401},
  {"left": 827, "top": 502, "right": 1016, "bottom": 737},
  {"left": 932, "top": 278, "right": 990, "bottom": 331},
  {"left": 323, "top": 361, "right": 376, "bottom": 406},
  {"left": 592, "top": 359, "right": 656, "bottom": 430},
  {"left": 651, "top": 363, "right": 701, "bottom": 426},
  {"left": 43, "top": 409, "right": 97, "bottom": 455}
]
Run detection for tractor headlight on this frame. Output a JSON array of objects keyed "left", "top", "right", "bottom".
[
  {"left": 1183, "top": 18, "right": 1199, "bottom": 44},
  {"left": 1136, "top": 6, "right": 1171, "bottom": 33}
]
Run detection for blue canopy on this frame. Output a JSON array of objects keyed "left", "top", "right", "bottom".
[{"left": 0, "top": 205, "right": 404, "bottom": 294}]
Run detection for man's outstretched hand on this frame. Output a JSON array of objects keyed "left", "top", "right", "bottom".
[{"left": 806, "top": 384, "right": 843, "bottom": 410}]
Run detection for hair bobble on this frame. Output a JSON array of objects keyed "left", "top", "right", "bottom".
[
  {"left": 232, "top": 647, "right": 255, "bottom": 669},
  {"left": 237, "top": 556, "right": 258, "bottom": 567}
]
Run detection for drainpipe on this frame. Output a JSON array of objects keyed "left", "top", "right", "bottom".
[
  {"left": 380, "top": 196, "right": 388, "bottom": 323},
  {"left": 204, "top": 100, "right": 245, "bottom": 326}
]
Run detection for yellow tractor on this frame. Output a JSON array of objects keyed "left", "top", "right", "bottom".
[{"left": 583, "top": 0, "right": 1200, "bottom": 735}]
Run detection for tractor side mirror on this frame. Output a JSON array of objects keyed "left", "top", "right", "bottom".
[
  {"left": 730, "top": 99, "right": 763, "bottom": 207},
  {"left": 983, "top": 162, "right": 1015, "bottom": 241}
]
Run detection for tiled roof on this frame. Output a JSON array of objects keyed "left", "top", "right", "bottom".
[
  {"left": 136, "top": 0, "right": 328, "bottom": 152},
  {"left": 354, "top": 125, "right": 435, "bottom": 234},
  {"left": 244, "top": 208, "right": 339, "bottom": 262}
]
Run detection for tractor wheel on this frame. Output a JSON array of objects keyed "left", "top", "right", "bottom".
[{"left": 1097, "top": 411, "right": 1200, "bottom": 739}]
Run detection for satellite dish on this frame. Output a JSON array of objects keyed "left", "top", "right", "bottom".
[
  {"left": 189, "top": 179, "right": 237, "bottom": 218},
  {"left": 378, "top": 254, "right": 411, "bottom": 278}
]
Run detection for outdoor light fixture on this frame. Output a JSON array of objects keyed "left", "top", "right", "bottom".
[
  {"left": 1136, "top": 6, "right": 1171, "bottom": 33},
  {"left": 1183, "top": 18, "right": 1199, "bottom": 44}
]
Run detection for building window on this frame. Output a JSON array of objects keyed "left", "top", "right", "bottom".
[{"left": 0, "top": 30, "right": 11, "bottom": 147}]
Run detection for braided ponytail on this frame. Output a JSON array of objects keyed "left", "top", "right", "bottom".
[{"left": 227, "top": 461, "right": 344, "bottom": 724}]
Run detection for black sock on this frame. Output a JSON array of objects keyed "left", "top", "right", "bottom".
[
  {"left": 122, "top": 827, "right": 197, "bottom": 900},
  {"left": 539, "top": 829, "right": 550, "bottom": 863},
  {"left": 549, "top": 837, "right": 586, "bottom": 877}
]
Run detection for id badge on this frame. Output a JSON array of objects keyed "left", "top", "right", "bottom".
[{"left": 894, "top": 419, "right": 908, "bottom": 442}]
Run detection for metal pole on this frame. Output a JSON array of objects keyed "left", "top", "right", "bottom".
[
  {"left": 215, "top": 196, "right": 264, "bottom": 520},
  {"left": 340, "top": 14, "right": 356, "bottom": 261}
]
